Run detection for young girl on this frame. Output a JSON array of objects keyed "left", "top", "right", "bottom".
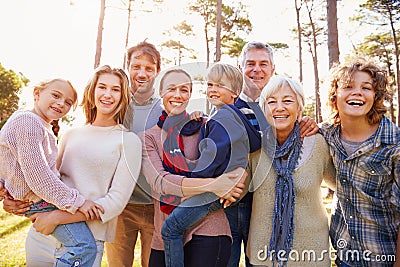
[
  {"left": 28, "top": 65, "right": 142, "bottom": 266},
  {"left": 0, "top": 78, "right": 102, "bottom": 266},
  {"left": 321, "top": 58, "right": 400, "bottom": 267}
]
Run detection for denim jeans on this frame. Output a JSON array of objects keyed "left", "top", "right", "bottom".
[
  {"left": 161, "top": 192, "right": 223, "bottom": 267},
  {"left": 150, "top": 235, "right": 231, "bottom": 267},
  {"left": 25, "top": 200, "right": 97, "bottom": 267},
  {"left": 224, "top": 198, "right": 253, "bottom": 267}
]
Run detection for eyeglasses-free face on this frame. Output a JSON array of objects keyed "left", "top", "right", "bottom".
[{"left": 206, "top": 78, "right": 238, "bottom": 108}]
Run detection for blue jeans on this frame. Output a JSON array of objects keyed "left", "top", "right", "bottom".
[
  {"left": 161, "top": 192, "right": 223, "bottom": 267},
  {"left": 25, "top": 200, "right": 97, "bottom": 267},
  {"left": 150, "top": 235, "right": 231, "bottom": 267},
  {"left": 224, "top": 197, "right": 253, "bottom": 267}
]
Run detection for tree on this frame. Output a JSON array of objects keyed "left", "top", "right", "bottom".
[
  {"left": 188, "top": 0, "right": 252, "bottom": 65},
  {"left": 225, "top": 36, "right": 247, "bottom": 65},
  {"left": 294, "top": 0, "right": 304, "bottom": 82},
  {"left": 123, "top": 0, "right": 134, "bottom": 69},
  {"left": 352, "top": 0, "right": 400, "bottom": 124},
  {"left": 215, "top": 0, "right": 222, "bottom": 62},
  {"left": 94, "top": 0, "right": 106, "bottom": 69},
  {"left": 303, "top": 0, "right": 326, "bottom": 123},
  {"left": 162, "top": 21, "right": 196, "bottom": 65},
  {"left": 121, "top": 0, "right": 163, "bottom": 67},
  {"left": 327, "top": 0, "right": 339, "bottom": 68},
  {"left": 356, "top": 32, "right": 397, "bottom": 122},
  {"left": 0, "top": 64, "right": 29, "bottom": 128}
]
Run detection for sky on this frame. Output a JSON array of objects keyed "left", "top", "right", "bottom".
[{"left": 0, "top": 0, "right": 364, "bottom": 126}]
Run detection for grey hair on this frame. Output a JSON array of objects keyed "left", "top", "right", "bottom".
[
  {"left": 239, "top": 41, "right": 275, "bottom": 68},
  {"left": 259, "top": 76, "right": 305, "bottom": 120}
]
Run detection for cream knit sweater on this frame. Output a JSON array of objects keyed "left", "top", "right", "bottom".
[
  {"left": 0, "top": 111, "right": 85, "bottom": 213},
  {"left": 58, "top": 124, "right": 141, "bottom": 241},
  {"left": 247, "top": 134, "right": 335, "bottom": 267}
]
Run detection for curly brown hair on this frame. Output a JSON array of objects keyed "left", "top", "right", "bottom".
[{"left": 327, "top": 58, "right": 390, "bottom": 125}]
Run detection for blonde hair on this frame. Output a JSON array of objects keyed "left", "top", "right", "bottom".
[
  {"left": 81, "top": 65, "right": 130, "bottom": 124},
  {"left": 259, "top": 76, "right": 305, "bottom": 120},
  {"left": 34, "top": 78, "right": 78, "bottom": 110},
  {"left": 207, "top": 63, "right": 243, "bottom": 94},
  {"left": 327, "top": 58, "right": 389, "bottom": 125}
]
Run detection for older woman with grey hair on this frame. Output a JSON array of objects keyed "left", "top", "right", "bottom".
[{"left": 246, "top": 76, "right": 335, "bottom": 266}]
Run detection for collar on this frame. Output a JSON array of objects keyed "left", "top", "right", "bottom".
[
  {"left": 322, "top": 116, "right": 400, "bottom": 158},
  {"left": 131, "top": 92, "right": 158, "bottom": 106},
  {"left": 239, "top": 92, "right": 260, "bottom": 103}
]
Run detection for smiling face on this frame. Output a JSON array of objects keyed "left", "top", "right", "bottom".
[
  {"left": 264, "top": 85, "right": 300, "bottom": 142},
  {"left": 241, "top": 48, "right": 275, "bottom": 98},
  {"left": 94, "top": 73, "right": 122, "bottom": 120},
  {"left": 33, "top": 80, "right": 76, "bottom": 123},
  {"left": 206, "top": 75, "right": 238, "bottom": 108},
  {"left": 336, "top": 71, "right": 375, "bottom": 121},
  {"left": 160, "top": 71, "right": 192, "bottom": 115},
  {"left": 128, "top": 51, "right": 159, "bottom": 95}
]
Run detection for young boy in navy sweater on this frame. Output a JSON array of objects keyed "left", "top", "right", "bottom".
[{"left": 161, "top": 63, "right": 261, "bottom": 267}]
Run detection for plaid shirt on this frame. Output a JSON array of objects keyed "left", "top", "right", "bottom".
[{"left": 321, "top": 116, "right": 400, "bottom": 267}]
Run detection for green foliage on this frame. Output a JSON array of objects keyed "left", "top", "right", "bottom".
[
  {"left": 303, "top": 96, "right": 316, "bottom": 119},
  {"left": 356, "top": 32, "right": 395, "bottom": 67},
  {"left": 356, "top": 0, "right": 400, "bottom": 26},
  {"left": 0, "top": 64, "right": 29, "bottom": 129},
  {"left": 224, "top": 36, "right": 247, "bottom": 59},
  {"left": 188, "top": 0, "right": 252, "bottom": 60}
]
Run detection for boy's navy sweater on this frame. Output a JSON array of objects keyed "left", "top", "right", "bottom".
[
  {"left": 234, "top": 97, "right": 270, "bottom": 203},
  {"left": 190, "top": 104, "right": 261, "bottom": 179},
  {"left": 235, "top": 97, "right": 269, "bottom": 131}
]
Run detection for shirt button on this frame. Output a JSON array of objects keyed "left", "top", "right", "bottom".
[
  {"left": 342, "top": 179, "right": 346, "bottom": 182},
  {"left": 343, "top": 160, "right": 346, "bottom": 163},
  {"left": 349, "top": 216, "right": 353, "bottom": 219},
  {"left": 371, "top": 170, "right": 375, "bottom": 174},
  {"left": 351, "top": 236, "right": 355, "bottom": 239}
]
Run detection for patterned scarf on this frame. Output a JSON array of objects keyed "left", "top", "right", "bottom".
[
  {"left": 263, "top": 121, "right": 303, "bottom": 266},
  {"left": 157, "top": 110, "right": 203, "bottom": 214}
]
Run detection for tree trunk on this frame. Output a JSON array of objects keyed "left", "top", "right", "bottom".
[
  {"left": 215, "top": 0, "right": 222, "bottom": 62},
  {"left": 306, "top": 1, "right": 322, "bottom": 123},
  {"left": 94, "top": 0, "right": 106, "bottom": 69},
  {"left": 387, "top": 8, "right": 400, "bottom": 126},
  {"left": 123, "top": 0, "right": 134, "bottom": 69},
  {"left": 294, "top": 0, "right": 303, "bottom": 82},
  {"left": 205, "top": 25, "right": 210, "bottom": 68},
  {"left": 327, "top": 0, "right": 339, "bottom": 68}
]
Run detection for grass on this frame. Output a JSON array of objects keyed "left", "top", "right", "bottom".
[
  {"left": 1, "top": 186, "right": 333, "bottom": 267},
  {"left": 0, "top": 202, "right": 142, "bottom": 267}
]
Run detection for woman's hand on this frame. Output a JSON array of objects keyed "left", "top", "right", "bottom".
[
  {"left": 78, "top": 200, "right": 104, "bottom": 220},
  {"left": 211, "top": 167, "right": 247, "bottom": 197},
  {"left": 299, "top": 116, "right": 319, "bottom": 138},
  {"left": 30, "top": 210, "right": 60, "bottom": 235},
  {"left": 220, "top": 183, "right": 245, "bottom": 208}
]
